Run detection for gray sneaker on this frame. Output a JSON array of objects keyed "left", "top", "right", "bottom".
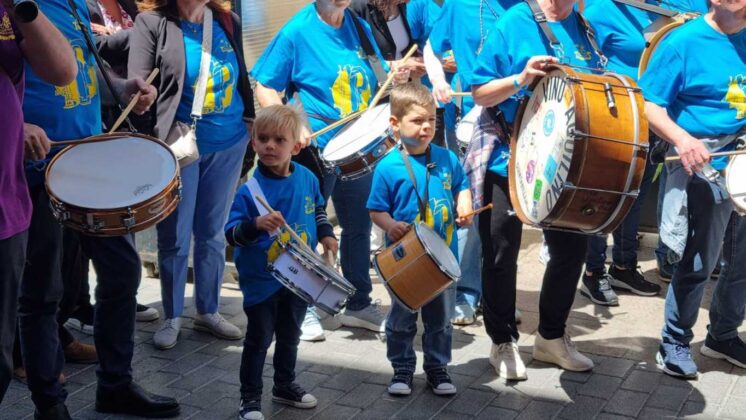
[
  {"left": 154, "top": 317, "right": 182, "bottom": 350},
  {"left": 194, "top": 312, "right": 243, "bottom": 340},
  {"left": 339, "top": 301, "right": 386, "bottom": 332}
]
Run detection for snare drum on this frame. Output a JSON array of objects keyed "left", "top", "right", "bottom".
[
  {"left": 322, "top": 104, "right": 397, "bottom": 181},
  {"left": 373, "top": 223, "right": 460, "bottom": 312},
  {"left": 726, "top": 153, "right": 746, "bottom": 215},
  {"left": 269, "top": 241, "right": 356, "bottom": 315},
  {"left": 509, "top": 65, "right": 649, "bottom": 234},
  {"left": 638, "top": 13, "right": 698, "bottom": 77},
  {"left": 46, "top": 133, "right": 181, "bottom": 236},
  {"left": 455, "top": 105, "right": 482, "bottom": 149}
]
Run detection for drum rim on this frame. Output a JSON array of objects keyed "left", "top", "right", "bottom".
[
  {"left": 277, "top": 241, "right": 357, "bottom": 292},
  {"left": 637, "top": 14, "right": 696, "bottom": 78},
  {"left": 413, "top": 222, "right": 461, "bottom": 279},
  {"left": 322, "top": 103, "right": 392, "bottom": 162}
]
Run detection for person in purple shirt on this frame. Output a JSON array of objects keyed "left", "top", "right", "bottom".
[{"left": 0, "top": 0, "right": 76, "bottom": 405}]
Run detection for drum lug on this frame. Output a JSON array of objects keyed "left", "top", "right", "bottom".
[
  {"left": 82, "top": 215, "right": 105, "bottom": 233},
  {"left": 50, "top": 202, "right": 70, "bottom": 222},
  {"left": 122, "top": 207, "right": 136, "bottom": 231}
]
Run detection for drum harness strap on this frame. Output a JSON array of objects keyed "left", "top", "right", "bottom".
[
  {"left": 348, "top": 9, "right": 389, "bottom": 88},
  {"left": 611, "top": 0, "right": 678, "bottom": 17},
  {"left": 398, "top": 145, "right": 434, "bottom": 223}
]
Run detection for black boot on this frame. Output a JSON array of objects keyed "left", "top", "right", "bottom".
[
  {"left": 34, "top": 403, "right": 71, "bottom": 420},
  {"left": 96, "top": 381, "right": 180, "bottom": 418}
]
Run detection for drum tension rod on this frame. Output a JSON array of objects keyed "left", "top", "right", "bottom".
[
  {"left": 571, "top": 130, "right": 650, "bottom": 150},
  {"left": 563, "top": 182, "right": 640, "bottom": 197},
  {"left": 564, "top": 76, "right": 642, "bottom": 92}
]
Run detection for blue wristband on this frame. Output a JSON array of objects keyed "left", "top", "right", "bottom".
[
  {"left": 513, "top": 77, "right": 521, "bottom": 89},
  {"left": 513, "top": 76, "right": 531, "bottom": 98}
]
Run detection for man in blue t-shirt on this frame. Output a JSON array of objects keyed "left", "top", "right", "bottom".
[
  {"left": 470, "top": 0, "right": 601, "bottom": 380},
  {"left": 639, "top": 1, "right": 746, "bottom": 378},
  {"left": 16, "top": 0, "right": 179, "bottom": 418}
]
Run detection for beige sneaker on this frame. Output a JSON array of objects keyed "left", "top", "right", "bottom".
[
  {"left": 533, "top": 333, "right": 594, "bottom": 372},
  {"left": 490, "top": 341, "right": 527, "bottom": 380},
  {"left": 154, "top": 317, "right": 182, "bottom": 350},
  {"left": 194, "top": 312, "right": 243, "bottom": 340}
]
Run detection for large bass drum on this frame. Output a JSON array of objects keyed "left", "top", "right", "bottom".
[{"left": 509, "top": 65, "right": 649, "bottom": 234}]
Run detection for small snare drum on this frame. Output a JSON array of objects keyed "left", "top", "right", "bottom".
[
  {"left": 373, "top": 223, "right": 460, "bottom": 312},
  {"left": 322, "top": 104, "right": 397, "bottom": 181},
  {"left": 455, "top": 105, "right": 482, "bottom": 149},
  {"left": 269, "top": 241, "right": 356, "bottom": 315},
  {"left": 45, "top": 133, "right": 181, "bottom": 236},
  {"left": 726, "top": 153, "right": 746, "bottom": 215}
]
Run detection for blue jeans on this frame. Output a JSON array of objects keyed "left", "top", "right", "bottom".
[
  {"left": 708, "top": 212, "right": 746, "bottom": 341},
  {"left": 322, "top": 172, "right": 372, "bottom": 311},
  {"left": 662, "top": 176, "right": 732, "bottom": 344},
  {"left": 586, "top": 140, "right": 657, "bottom": 272},
  {"left": 157, "top": 137, "right": 247, "bottom": 318},
  {"left": 456, "top": 220, "right": 482, "bottom": 308},
  {"left": 386, "top": 286, "right": 455, "bottom": 373},
  {"left": 0, "top": 230, "right": 26, "bottom": 402}
]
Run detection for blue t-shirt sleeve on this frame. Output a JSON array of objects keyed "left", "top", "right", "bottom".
[
  {"left": 250, "top": 29, "right": 294, "bottom": 91},
  {"left": 225, "top": 184, "right": 255, "bottom": 232},
  {"left": 469, "top": 29, "right": 511, "bottom": 87},
  {"left": 428, "top": 0, "right": 452, "bottom": 55},
  {"left": 367, "top": 166, "right": 392, "bottom": 213},
  {"left": 639, "top": 45, "right": 684, "bottom": 108},
  {"left": 406, "top": 0, "right": 427, "bottom": 43},
  {"left": 450, "top": 151, "right": 469, "bottom": 194}
]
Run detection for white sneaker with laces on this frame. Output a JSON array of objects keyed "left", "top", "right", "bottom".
[
  {"left": 194, "top": 312, "right": 243, "bottom": 340},
  {"left": 490, "top": 341, "right": 527, "bottom": 380},
  {"left": 451, "top": 304, "right": 476, "bottom": 326},
  {"left": 136, "top": 304, "right": 160, "bottom": 322},
  {"left": 154, "top": 317, "right": 182, "bottom": 350},
  {"left": 533, "top": 333, "right": 594, "bottom": 372},
  {"left": 300, "top": 308, "right": 325, "bottom": 342},
  {"left": 338, "top": 301, "right": 387, "bottom": 332}
]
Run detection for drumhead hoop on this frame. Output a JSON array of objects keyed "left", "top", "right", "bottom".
[
  {"left": 282, "top": 241, "right": 356, "bottom": 291},
  {"left": 322, "top": 104, "right": 391, "bottom": 161},
  {"left": 414, "top": 223, "right": 461, "bottom": 279},
  {"left": 638, "top": 15, "right": 693, "bottom": 78}
]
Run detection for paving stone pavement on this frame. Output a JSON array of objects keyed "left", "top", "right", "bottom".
[{"left": 1, "top": 228, "right": 744, "bottom": 419}]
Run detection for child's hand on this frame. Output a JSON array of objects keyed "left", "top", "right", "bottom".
[
  {"left": 256, "top": 212, "right": 285, "bottom": 233},
  {"left": 456, "top": 204, "right": 473, "bottom": 227},
  {"left": 387, "top": 222, "right": 411, "bottom": 242},
  {"left": 320, "top": 236, "right": 339, "bottom": 256}
]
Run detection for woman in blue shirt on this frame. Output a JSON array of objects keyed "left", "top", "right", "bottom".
[{"left": 129, "top": 0, "right": 255, "bottom": 350}]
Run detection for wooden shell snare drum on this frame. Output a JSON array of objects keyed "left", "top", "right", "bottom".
[
  {"left": 45, "top": 133, "right": 181, "bottom": 236},
  {"left": 509, "top": 65, "right": 649, "bottom": 234}
]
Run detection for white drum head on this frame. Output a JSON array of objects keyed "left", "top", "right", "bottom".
[
  {"left": 323, "top": 104, "right": 391, "bottom": 162},
  {"left": 513, "top": 69, "right": 576, "bottom": 224},
  {"left": 47, "top": 136, "right": 177, "bottom": 209},
  {"left": 727, "top": 153, "right": 746, "bottom": 213},
  {"left": 415, "top": 223, "right": 461, "bottom": 279},
  {"left": 455, "top": 105, "right": 482, "bottom": 146}
]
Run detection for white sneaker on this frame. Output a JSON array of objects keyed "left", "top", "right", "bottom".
[
  {"left": 300, "top": 308, "right": 325, "bottom": 342},
  {"left": 533, "top": 333, "right": 594, "bottom": 372},
  {"left": 316, "top": 308, "right": 343, "bottom": 330},
  {"left": 539, "top": 241, "right": 551, "bottom": 265},
  {"left": 154, "top": 317, "right": 182, "bottom": 350},
  {"left": 490, "top": 341, "right": 527, "bottom": 380},
  {"left": 136, "top": 304, "right": 160, "bottom": 322},
  {"left": 65, "top": 318, "right": 94, "bottom": 335},
  {"left": 451, "top": 304, "right": 476, "bottom": 325},
  {"left": 339, "top": 301, "right": 387, "bottom": 332},
  {"left": 194, "top": 312, "right": 243, "bottom": 340}
]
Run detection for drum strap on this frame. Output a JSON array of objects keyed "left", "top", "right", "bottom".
[
  {"left": 523, "top": 0, "right": 608, "bottom": 68},
  {"left": 348, "top": 9, "right": 389, "bottom": 86},
  {"left": 246, "top": 177, "right": 280, "bottom": 238},
  {"left": 398, "top": 145, "right": 433, "bottom": 222},
  {"left": 612, "top": 0, "right": 678, "bottom": 17}
]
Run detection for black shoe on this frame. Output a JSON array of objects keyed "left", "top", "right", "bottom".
[
  {"left": 387, "top": 369, "right": 414, "bottom": 396},
  {"left": 426, "top": 367, "right": 456, "bottom": 396},
  {"left": 608, "top": 265, "right": 661, "bottom": 296},
  {"left": 580, "top": 271, "right": 619, "bottom": 306},
  {"left": 710, "top": 264, "right": 722, "bottom": 280},
  {"left": 96, "top": 381, "right": 179, "bottom": 418},
  {"left": 700, "top": 333, "right": 746, "bottom": 368},
  {"left": 272, "top": 382, "right": 317, "bottom": 408},
  {"left": 34, "top": 403, "right": 71, "bottom": 420},
  {"left": 136, "top": 303, "right": 160, "bottom": 322},
  {"left": 239, "top": 397, "right": 264, "bottom": 420}
]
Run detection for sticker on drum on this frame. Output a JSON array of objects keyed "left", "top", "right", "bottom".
[
  {"left": 513, "top": 70, "right": 576, "bottom": 224},
  {"left": 726, "top": 153, "right": 746, "bottom": 214}
]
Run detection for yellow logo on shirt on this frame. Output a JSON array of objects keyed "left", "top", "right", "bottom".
[
  {"left": 0, "top": 12, "right": 14, "bottom": 41},
  {"left": 725, "top": 75, "right": 746, "bottom": 120},
  {"left": 202, "top": 61, "right": 235, "bottom": 114},
  {"left": 304, "top": 196, "right": 315, "bottom": 215},
  {"left": 331, "top": 64, "right": 373, "bottom": 117},
  {"left": 575, "top": 44, "right": 592, "bottom": 62},
  {"left": 414, "top": 199, "right": 454, "bottom": 246},
  {"left": 55, "top": 43, "right": 97, "bottom": 109}
]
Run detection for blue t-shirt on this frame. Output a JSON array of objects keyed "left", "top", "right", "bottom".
[
  {"left": 367, "top": 144, "right": 469, "bottom": 257},
  {"left": 428, "top": 0, "right": 521, "bottom": 115},
  {"left": 584, "top": 0, "right": 707, "bottom": 81},
  {"left": 471, "top": 4, "right": 603, "bottom": 177},
  {"left": 176, "top": 19, "right": 247, "bottom": 154},
  {"left": 639, "top": 17, "right": 746, "bottom": 169},
  {"left": 225, "top": 163, "right": 325, "bottom": 307},
  {"left": 251, "top": 4, "right": 386, "bottom": 150}
]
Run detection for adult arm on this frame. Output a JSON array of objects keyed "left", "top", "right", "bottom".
[
  {"left": 12, "top": 7, "right": 77, "bottom": 85},
  {"left": 645, "top": 101, "right": 709, "bottom": 175},
  {"left": 472, "top": 56, "right": 557, "bottom": 107}
]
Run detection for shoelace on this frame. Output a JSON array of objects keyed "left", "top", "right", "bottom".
[
  {"left": 673, "top": 343, "right": 692, "bottom": 361},
  {"left": 163, "top": 318, "right": 179, "bottom": 330},
  {"left": 428, "top": 368, "right": 451, "bottom": 385},
  {"left": 283, "top": 382, "right": 305, "bottom": 398},
  {"left": 392, "top": 371, "right": 412, "bottom": 384},
  {"left": 496, "top": 342, "right": 517, "bottom": 360},
  {"left": 598, "top": 274, "right": 613, "bottom": 291},
  {"left": 563, "top": 334, "right": 577, "bottom": 351}
]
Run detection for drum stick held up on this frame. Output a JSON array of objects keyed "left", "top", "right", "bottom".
[
  {"left": 460, "top": 203, "right": 493, "bottom": 219},
  {"left": 109, "top": 68, "right": 159, "bottom": 133},
  {"left": 254, "top": 195, "right": 316, "bottom": 254},
  {"left": 451, "top": 91, "right": 472, "bottom": 97},
  {"left": 665, "top": 149, "right": 746, "bottom": 162}
]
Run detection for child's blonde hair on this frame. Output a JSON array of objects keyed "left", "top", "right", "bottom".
[
  {"left": 389, "top": 82, "right": 437, "bottom": 119},
  {"left": 252, "top": 105, "right": 303, "bottom": 142}
]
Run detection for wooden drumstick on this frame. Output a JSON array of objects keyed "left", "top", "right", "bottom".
[
  {"left": 254, "top": 195, "right": 317, "bottom": 255},
  {"left": 450, "top": 91, "right": 472, "bottom": 97},
  {"left": 459, "top": 203, "right": 493, "bottom": 219},
  {"left": 369, "top": 44, "right": 419, "bottom": 109},
  {"left": 308, "top": 109, "right": 366, "bottom": 139},
  {"left": 323, "top": 249, "right": 336, "bottom": 269},
  {"left": 664, "top": 149, "right": 746, "bottom": 162},
  {"left": 52, "top": 135, "right": 120, "bottom": 148},
  {"left": 109, "top": 68, "right": 159, "bottom": 133}
]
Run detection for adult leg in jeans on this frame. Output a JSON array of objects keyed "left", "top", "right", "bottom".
[
  {"left": 0, "top": 231, "right": 27, "bottom": 402},
  {"left": 708, "top": 212, "right": 746, "bottom": 341},
  {"left": 422, "top": 286, "right": 455, "bottom": 372},
  {"left": 478, "top": 172, "right": 521, "bottom": 345},
  {"left": 456, "top": 221, "right": 482, "bottom": 310},
  {"left": 540, "top": 230, "right": 587, "bottom": 340},
  {"left": 18, "top": 186, "right": 66, "bottom": 410},
  {"left": 662, "top": 176, "right": 732, "bottom": 345}
]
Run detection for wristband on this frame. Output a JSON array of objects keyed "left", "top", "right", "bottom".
[{"left": 513, "top": 76, "right": 531, "bottom": 98}]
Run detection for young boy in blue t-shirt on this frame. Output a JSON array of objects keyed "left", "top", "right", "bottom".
[
  {"left": 224, "top": 105, "right": 338, "bottom": 420},
  {"left": 367, "top": 82, "right": 473, "bottom": 396}
]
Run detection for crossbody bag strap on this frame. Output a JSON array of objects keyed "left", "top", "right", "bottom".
[
  {"left": 190, "top": 7, "right": 213, "bottom": 125},
  {"left": 398, "top": 146, "right": 432, "bottom": 221},
  {"left": 348, "top": 9, "right": 388, "bottom": 86}
]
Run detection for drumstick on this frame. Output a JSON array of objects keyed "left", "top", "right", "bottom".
[
  {"left": 308, "top": 109, "right": 366, "bottom": 139},
  {"left": 323, "top": 250, "right": 336, "bottom": 269},
  {"left": 369, "top": 44, "right": 419, "bottom": 109},
  {"left": 459, "top": 203, "right": 493, "bottom": 219},
  {"left": 51, "top": 136, "right": 120, "bottom": 148},
  {"left": 254, "top": 195, "right": 317, "bottom": 254},
  {"left": 451, "top": 91, "right": 472, "bottom": 97},
  {"left": 109, "top": 68, "right": 159, "bottom": 133},
  {"left": 664, "top": 149, "right": 746, "bottom": 162}
]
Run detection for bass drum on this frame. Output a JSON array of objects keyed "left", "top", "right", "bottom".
[
  {"left": 509, "top": 65, "right": 649, "bottom": 234},
  {"left": 638, "top": 13, "right": 699, "bottom": 77}
]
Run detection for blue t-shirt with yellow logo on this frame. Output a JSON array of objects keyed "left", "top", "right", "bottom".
[
  {"left": 470, "top": 3, "right": 603, "bottom": 177},
  {"left": 251, "top": 4, "right": 385, "bottom": 150},
  {"left": 639, "top": 17, "right": 746, "bottom": 169},
  {"left": 225, "top": 163, "right": 324, "bottom": 307},
  {"left": 367, "top": 144, "right": 469, "bottom": 258},
  {"left": 176, "top": 19, "right": 247, "bottom": 154}
]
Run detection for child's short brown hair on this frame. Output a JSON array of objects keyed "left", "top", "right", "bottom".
[
  {"left": 389, "top": 82, "right": 437, "bottom": 119},
  {"left": 252, "top": 105, "right": 303, "bottom": 142}
]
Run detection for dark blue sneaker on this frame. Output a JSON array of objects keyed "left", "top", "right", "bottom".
[
  {"left": 656, "top": 338, "right": 698, "bottom": 379},
  {"left": 700, "top": 333, "right": 746, "bottom": 368}
]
